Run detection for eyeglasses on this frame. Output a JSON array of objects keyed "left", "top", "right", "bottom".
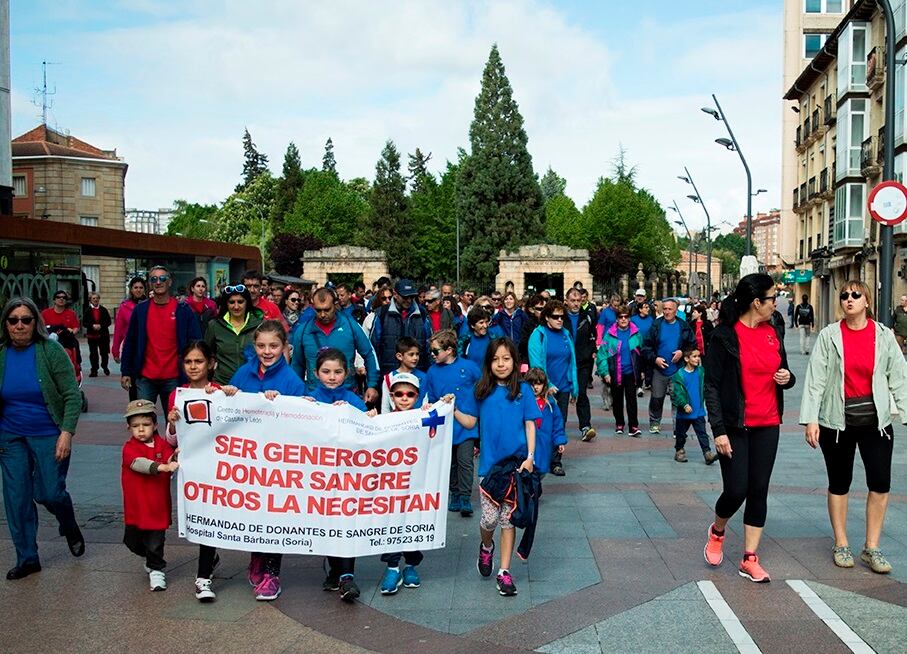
[
  {"left": 549, "top": 314, "right": 565, "bottom": 320},
  {"left": 759, "top": 295, "right": 777, "bottom": 303},
  {"left": 392, "top": 390, "right": 418, "bottom": 399},
  {"left": 839, "top": 291, "right": 863, "bottom": 301},
  {"left": 149, "top": 275, "right": 170, "bottom": 284},
  {"left": 224, "top": 285, "right": 246, "bottom": 294},
  {"left": 6, "top": 316, "right": 34, "bottom": 325}
]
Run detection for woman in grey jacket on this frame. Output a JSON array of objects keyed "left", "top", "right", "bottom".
[{"left": 800, "top": 280, "right": 907, "bottom": 574}]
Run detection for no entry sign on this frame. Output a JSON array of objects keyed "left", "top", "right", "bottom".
[{"left": 867, "top": 180, "right": 907, "bottom": 226}]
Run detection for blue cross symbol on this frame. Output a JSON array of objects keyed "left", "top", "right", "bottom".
[{"left": 421, "top": 410, "right": 446, "bottom": 439}]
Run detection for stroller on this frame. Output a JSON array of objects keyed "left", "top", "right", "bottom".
[{"left": 47, "top": 326, "right": 88, "bottom": 413}]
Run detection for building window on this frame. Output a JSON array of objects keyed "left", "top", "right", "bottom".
[
  {"left": 805, "top": 0, "right": 843, "bottom": 12},
  {"left": 81, "top": 177, "right": 96, "bottom": 197},
  {"left": 833, "top": 183, "right": 866, "bottom": 248},
  {"left": 835, "top": 98, "right": 867, "bottom": 181},
  {"left": 79, "top": 216, "right": 98, "bottom": 227},
  {"left": 82, "top": 265, "right": 100, "bottom": 294},
  {"left": 837, "top": 22, "right": 869, "bottom": 98},
  {"left": 804, "top": 33, "right": 828, "bottom": 59},
  {"left": 13, "top": 175, "right": 26, "bottom": 197}
]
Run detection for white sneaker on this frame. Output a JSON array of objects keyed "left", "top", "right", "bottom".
[
  {"left": 149, "top": 569, "right": 167, "bottom": 591},
  {"left": 195, "top": 577, "right": 216, "bottom": 601}
]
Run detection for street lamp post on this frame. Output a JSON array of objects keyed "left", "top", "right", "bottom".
[
  {"left": 668, "top": 202, "right": 693, "bottom": 286},
  {"left": 702, "top": 95, "right": 753, "bottom": 258},
  {"left": 877, "top": 0, "right": 897, "bottom": 325},
  {"left": 679, "top": 167, "right": 713, "bottom": 298},
  {"left": 235, "top": 198, "right": 266, "bottom": 270}
]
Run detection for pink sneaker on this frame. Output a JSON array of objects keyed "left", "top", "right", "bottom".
[
  {"left": 247, "top": 554, "right": 265, "bottom": 587},
  {"left": 738, "top": 555, "right": 770, "bottom": 583},
  {"left": 704, "top": 523, "right": 725, "bottom": 567},
  {"left": 255, "top": 573, "right": 282, "bottom": 600}
]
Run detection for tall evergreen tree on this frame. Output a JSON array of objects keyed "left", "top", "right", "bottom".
[
  {"left": 456, "top": 44, "right": 545, "bottom": 283},
  {"left": 539, "top": 166, "right": 567, "bottom": 202},
  {"left": 236, "top": 128, "right": 270, "bottom": 192},
  {"left": 271, "top": 142, "right": 303, "bottom": 228},
  {"left": 322, "top": 137, "right": 337, "bottom": 176},
  {"left": 407, "top": 148, "right": 432, "bottom": 194},
  {"left": 368, "top": 140, "right": 413, "bottom": 277}
]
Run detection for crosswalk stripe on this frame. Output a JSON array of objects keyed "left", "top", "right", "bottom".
[
  {"left": 786, "top": 580, "right": 875, "bottom": 654},
  {"left": 697, "top": 580, "right": 762, "bottom": 654}
]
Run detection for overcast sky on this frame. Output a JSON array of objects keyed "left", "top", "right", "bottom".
[{"left": 11, "top": 0, "right": 783, "bottom": 235}]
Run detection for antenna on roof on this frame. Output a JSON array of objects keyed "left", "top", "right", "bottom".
[{"left": 32, "top": 60, "right": 60, "bottom": 126}]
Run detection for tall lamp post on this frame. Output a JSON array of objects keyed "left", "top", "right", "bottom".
[
  {"left": 235, "top": 198, "right": 266, "bottom": 270},
  {"left": 679, "top": 167, "right": 713, "bottom": 298},
  {"left": 668, "top": 202, "right": 693, "bottom": 287},
  {"left": 877, "top": 0, "right": 896, "bottom": 324},
  {"left": 702, "top": 95, "right": 754, "bottom": 261}
]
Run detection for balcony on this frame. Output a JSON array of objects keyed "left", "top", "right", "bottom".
[
  {"left": 819, "top": 168, "right": 829, "bottom": 195},
  {"left": 811, "top": 109, "right": 820, "bottom": 134},
  {"left": 877, "top": 126, "right": 885, "bottom": 167},
  {"left": 867, "top": 46, "right": 885, "bottom": 92},
  {"left": 803, "top": 115, "right": 811, "bottom": 137},
  {"left": 792, "top": 187, "right": 805, "bottom": 214},
  {"left": 808, "top": 176, "right": 818, "bottom": 200},
  {"left": 795, "top": 126, "right": 805, "bottom": 153},
  {"left": 824, "top": 95, "right": 836, "bottom": 126},
  {"left": 861, "top": 136, "right": 881, "bottom": 178}
]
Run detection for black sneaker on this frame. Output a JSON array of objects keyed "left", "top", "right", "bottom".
[
  {"left": 322, "top": 575, "right": 340, "bottom": 591},
  {"left": 496, "top": 570, "right": 517, "bottom": 596},
  {"left": 339, "top": 576, "right": 360, "bottom": 602},
  {"left": 477, "top": 541, "right": 494, "bottom": 577},
  {"left": 550, "top": 463, "right": 565, "bottom": 477}
]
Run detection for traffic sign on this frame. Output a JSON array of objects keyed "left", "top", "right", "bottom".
[{"left": 867, "top": 180, "right": 907, "bottom": 226}]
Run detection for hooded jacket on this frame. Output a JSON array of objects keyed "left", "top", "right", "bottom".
[
  {"left": 291, "top": 311, "right": 379, "bottom": 391},
  {"left": 229, "top": 352, "right": 307, "bottom": 396},
  {"left": 203, "top": 310, "right": 264, "bottom": 384},
  {"left": 596, "top": 322, "right": 642, "bottom": 385}
]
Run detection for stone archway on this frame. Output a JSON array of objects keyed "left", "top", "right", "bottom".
[
  {"left": 496, "top": 244, "right": 592, "bottom": 298},
  {"left": 302, "top": 246, "right": 389, "bottom": 289}
]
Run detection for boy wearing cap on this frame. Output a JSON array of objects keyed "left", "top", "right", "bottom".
[{"left": 121, "top": 400, "right": 178, "bottom": 591}]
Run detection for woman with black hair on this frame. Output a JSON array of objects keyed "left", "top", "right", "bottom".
[
  {"left": 702, "top": 274, "right": 796, "bottom": 583},
  {"left": 203, "top": 284, "right": 263, "bottom": 384}
]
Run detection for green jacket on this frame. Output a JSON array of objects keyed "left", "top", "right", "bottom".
[
  {"left": 0, "top": 339, "right": 82, "bottom": 434},
  {"left": 799, "top": 320, "right": 907, "bottom": 430},
  {"left": 670, "top": 366, "right": 705, "bottom": 411},
  {"left": 204, "top": 311, "right": 264, "bottom": 384}
]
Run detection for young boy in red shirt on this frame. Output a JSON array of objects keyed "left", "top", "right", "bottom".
[{"left": 121, "top": 400, "right": 179, "bottom": 591}]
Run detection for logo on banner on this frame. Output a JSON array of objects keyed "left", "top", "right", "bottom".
[
  {"left": 183, "top": 399, "right": 212, "bottom": 425},
  {"left": 421, "top": 409, "right": 446, "bottom": 438}
]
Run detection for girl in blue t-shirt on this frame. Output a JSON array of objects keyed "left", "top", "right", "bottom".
[
  {"left": 470, "top": 338, "right": 541, "bottom": 597},
  {"left": 221, "top": 320, "right": 306, "bottom": 603}
]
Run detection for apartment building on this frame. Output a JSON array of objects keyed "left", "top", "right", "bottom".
[
  {"left": 733, "top": 210, "right": 782, "bottom": 272},
  {"left": 783, "top": 0, "right": 907, "bottom": 327}
]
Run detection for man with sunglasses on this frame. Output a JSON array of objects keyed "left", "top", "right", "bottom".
[
  {"left": 120, "top": 265, "right": 202, "bottom": 413},
  {"left": 641, "top": 298, "right": 695, "bottom": 434}
]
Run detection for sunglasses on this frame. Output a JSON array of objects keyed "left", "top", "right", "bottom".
[
  {"left": 532, "top": 305, "right": 545, "bottom": 312},
  {"left": 149, "top": 275, "right": 170, "bottom": 284},
  {"left": 430, "top": 347, "right": 447, "bottom": 356},
  {"left": 54, "top": 294, "right": 67, "bottom": 300},
  {"left": 840, "top": 291, "right": 863, "bottom": 301},
  {"left": 549, "top": 314, "right": 565, "bottom": 320},
  {"left": 618, "top": 314, "right": 630, "bottom": 319},
  {"left": 392, "top": 390, "right": 418, "bottom": 399},
  {"left": 287, "top": 297, "right": 300, "bottom": 303},
  {"left": 224, "top": 284, "right": 246, "bottom": 294},
  {"left": 6, "top": 316, "right": 34, "bottom": 325}
]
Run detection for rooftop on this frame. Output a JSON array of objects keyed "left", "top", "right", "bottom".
[{"left": 12, "top": 124, "right": 123, "bottom": 162}]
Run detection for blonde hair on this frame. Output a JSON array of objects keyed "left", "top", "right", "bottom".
[{"left": 841, "top": 279, "right": 873, "bottom": 318}]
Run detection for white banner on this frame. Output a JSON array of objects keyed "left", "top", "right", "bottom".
[{"left": 175, "top": 389, "right": 452, "bottom": 557}]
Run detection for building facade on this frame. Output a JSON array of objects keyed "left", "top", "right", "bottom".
[
  {"left": 783, "top": 0, "right": 907, "bottom": 328},
  {"left": 734, "top": 210, "right": 782, "bottom": 272},
  {"left": 11, "top": 124, "right": 128, "bottom": 298},
  {"left": 125, "top": 207, "right": 174, "bottom": 235}
]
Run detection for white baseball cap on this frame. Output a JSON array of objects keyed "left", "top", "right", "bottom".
[
  {"left": 389, "top": 372, "right": 420, "bottom": 390},
  {"left": 634, "top": 289, "right": 647, "bottom": 297}
]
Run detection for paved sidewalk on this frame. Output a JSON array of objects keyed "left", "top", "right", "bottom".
[{"left": 0, "top": 327, "right": 905, "bottom": 653}]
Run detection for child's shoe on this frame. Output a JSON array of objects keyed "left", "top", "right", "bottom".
[
  {"left": 402, "top": 565, "right": 421, "bottom": 588},
  {"left": 339, "top": 575, "right": 360, "bottom": 602},
  {"left": 380, "top": 567, "right": 403, "bottom": 595},
  {"left": 255, "top": 573, "right": 282, "bottom": 600},
  {"left": 195, "top": 577, "right": 216, "bottom": 602},
  {"left": 247, "top": 553, "right": 265, "bottom": 587},
  {"left": 496, "top": 570, "right": 517, "bottom": 596},
  {"left": 477, "top": 541, "right": 494, "bottom": 577},
  {"left": 148, "top": 569, "right": 167, "bottom": 591}
]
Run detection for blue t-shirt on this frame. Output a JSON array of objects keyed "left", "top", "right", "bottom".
[
  {"left": 631, "top": 315, "right": 653, "bottom": 341},
  {"left": 544, "top": 327, "right": 573, "bottom": 393},
  {"left": 424, "top": 358, "right": 480, "bottom": 445},
  {"left": 615, "top": 327, "right": 634, "bottom": 375},
  {"left": 567, "top": 311, "right": 580, "bottom": 339},
  {"left": 477, "top": 382, "right": 542, "bottom": 477},
  {"left": 680, "top": 368, "right": 705, "bottom": 418},
  {"left": 597, "top": 306, "right": 618, "bottom": 332},
  {"left": 464, "top": 333, "right": 491, "bottom": 366},
  {"left": 0, "top": 344, "right": 59, "bottom": 437},
  {"left": 657, "top": 319, "right": 683, "bottom": 377},
  {"left": 309, "top": 384, "right": 368, "bottom": 411}
]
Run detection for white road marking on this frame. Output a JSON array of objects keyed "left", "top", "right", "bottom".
[
  {"left": 697, "top": 580, "right": 762, "bottom": 654},
  {"left": 786, "top": 580, "right": 875, "bottom": 654}
]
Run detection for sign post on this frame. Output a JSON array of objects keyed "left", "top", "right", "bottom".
[{"left": 867, "top": 180, "right": 907, "bottom": 227}]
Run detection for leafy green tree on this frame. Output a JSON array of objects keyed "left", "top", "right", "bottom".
[
  {"left": 165, "top": 200, "right": 218, "bottom": 239},
  {"left": 713, "top": 248, "right": 740, "bottom": 276},
  {"left": 544, "top": 194, "right": 583, "bottom": 246},
  {"left": 282, "top": 169, "right": 367, "bottom": 246},
  {"left": 271, "top": 142, "right": 303, "bottom": 229},
  {"left": 409, "top": 159, "right": 459, "bottom": 282},
  {"left": 367, "top": 140, "right": 414, "bottom": 276},
  {"left": 539, "top": 166, "right": 567, "bottom": 202},
  {"left": 346, "top": 177, "right": 371, "bottom": 204},
  {"left": 236, "top": 128, "right": 270, "bottom": 192},
  {"left": 456, "top": 44, "right": 545, "bottom": 283},
  {"left": 713, "top": 232, "right": 755, "bottom": 261},
  {"left": 407, "top": 148, "right": 432, "bottom": 193},
  {"left": 216, "top": 173, "right": 276, "bottom": 252},
  {"left": 322, "top": 138, "right": 337, "bottom": 176}
]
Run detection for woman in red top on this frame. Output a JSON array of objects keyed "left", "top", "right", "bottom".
[
  {"left": 702, "top": 274, "right": 795, "bottom": 583},
  {"left": 801, "top": 280, "right": 907, "bottom": 574},
  {"left": 689, "top": 304, "right": 713, "bottom": 355},
  {"left": 185, "top": 277, "right": 217, "bottom": 329},
  {"left": 41, "top": 290, "right": 80, "bottom": 336}
]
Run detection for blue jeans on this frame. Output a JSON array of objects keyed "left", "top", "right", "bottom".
[
  {"left": 136, "top": 377, "right": 179, "bottom": 415},
  {"left": 0, "top": 432, "right": 78, "bottom": 566},
  {"left": 674, "top": 416, "right": 711, "bottom": 453}
]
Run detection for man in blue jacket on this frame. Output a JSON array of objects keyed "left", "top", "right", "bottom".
[
  {"left": 370, "top": 279, "right": 432, "bottom": 374},
  {"left": 120, "top": 265, "right": 202, "bottom": 413},
  {"left": 290, "top": 287, "right": 379, "bottom": 402}
]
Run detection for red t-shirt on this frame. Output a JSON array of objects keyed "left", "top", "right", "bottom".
[
  {"left": 316, "top": 319, "right": 335, "bottom": 337},
  {"left": 429, "top": 310, "right": 442, "bottom": 333},
  {"left": 841, "top": 320, "right": 876, "bottom": 399},
  {"left": 41, "top": 308, "right": 79, "bottom": 331},
  {"left": 694, "top": 321, "right": 705, "bottom": 355},
  {"left": 121, "top": 434, "right": 175, "bottom": 530},
  {"left": 87, "top": 306, "right": 102, "bottom": 340},
  {"left": 187, "top": 297, "right": 216, "bottom": 316},
  {"left": 734, "top": 321, "right": 781, "bottom": 427},
  {"left": 141, "top": 298, "right": 179, "bottom": 380},
  {"left": 255, "top": 297, "right": 289, "bottom": 331}
]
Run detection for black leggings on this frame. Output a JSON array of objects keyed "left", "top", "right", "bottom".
[
  {"left": 715, "top": 426, "right": 779, "bottom": 528},
  {"left": 610, "top": 376, "right": 638, "bottom": 429},
  {"left": 819, "top": 424, "right": 894, "bottom": 495}
]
